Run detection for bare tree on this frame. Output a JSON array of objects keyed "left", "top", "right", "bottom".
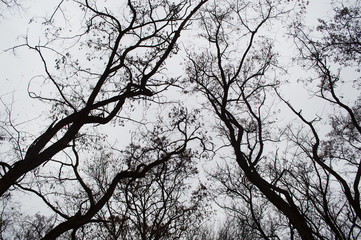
[
  {"left": 0, "top": 0, "right": 21, "bottom": 17},
  {"left": 0, "top": 0, "right": 208, "bottom": 238},
  {"left": 0, "top": 0, "right": 207, "bottom": 196},
  {"left": 185, "top": 0, "right": 360, "bottom": 239},
  {"left": 315, "top": 1, "right": 361, "bottom": 67},
  {"left": 85, "top": 139, "right": 207, "bottom": 240},
  {"left": 208, "top": 162, "right": 285, "bottom": 239},
  {"left": 3, "top": 0, "right": 360, "bottom": 239},
  {"left": 277, "top": 1, "right": 361, "bottom": 238},
  {"left": 5, "top": 105, "right": 206, "bottom": 239},
  {"left": 184, "top": 0, "right": 315, "bottom": 239}
]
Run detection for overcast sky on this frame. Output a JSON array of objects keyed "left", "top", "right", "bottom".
[
  {"left": 0, "top": 0, "right": 338, "bottom": 217},
  {"left": 0, "top": 0, "right": 333, "bottom": 121}
]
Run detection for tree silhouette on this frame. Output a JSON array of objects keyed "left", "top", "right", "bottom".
[
  {"left": 1, "top": 0, "right": 360, "bottom": 239},
  {"left": 184, "top": 0, "right": 360, "bottom": 239},
  {"left": 0, "top": 0, "right": 208, "bottom": 238}
]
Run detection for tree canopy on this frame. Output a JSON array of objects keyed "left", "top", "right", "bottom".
[{"left": 0, "top": 0, "right": 360, "bottom": 239}]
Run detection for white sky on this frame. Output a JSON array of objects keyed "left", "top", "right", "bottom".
[
  {"left": 0, "top": 0, "right": 334, "bottom": 129},
  {"left": 0, "top": 0, "right": 348, "bottom": 220}
]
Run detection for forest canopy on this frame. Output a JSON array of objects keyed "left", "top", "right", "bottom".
[{"left": 0, "top": 0, "right": 360, "bottom": 239}]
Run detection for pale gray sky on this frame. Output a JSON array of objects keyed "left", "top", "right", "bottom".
[{"left": 0, "top": 0, "right": 349, "bottom": 220}]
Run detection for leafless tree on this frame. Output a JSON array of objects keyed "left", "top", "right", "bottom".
[
  {"left": 1, "top": 106, "right": 205, "bottom": 239},
  {"left": 3, "top": 0, "right": 360, "bottom": 239},
  {"left": 208, "top": 162, "right": 285, "bottom": 239},
  {"left": 0, "top": 0, "right": 21, "bottom": 17},
  {"left": 278, "top": 1, "right": 361, "bottom": 238},
  {"left": 83, "top": 136, "right": 207, "bottom": 240},
  {"left": 0, "top": 0, "right": 207, "bottom": 196},
  {"left": 184, "top": 0, "right": 360, "bottom": 239},
  {"left": 185, "top": 0, "right": 315, "bottom": 239},
  {"left": 0, "top": 0, "right": 208, "bottom": 238}
]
